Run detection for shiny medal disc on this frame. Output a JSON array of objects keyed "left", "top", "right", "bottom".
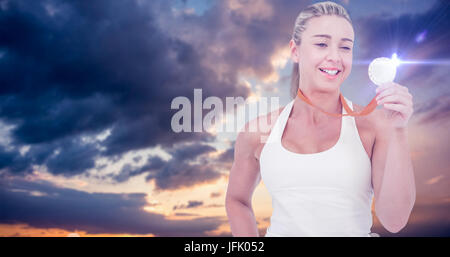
[{"left": 368, "top": 57, "right": 397, "bottom": 86}]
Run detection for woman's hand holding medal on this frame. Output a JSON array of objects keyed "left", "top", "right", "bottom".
[
  {"left": 369, "top": 57, "right": 414, "bottom": 129},
  {"left": 375, "top": 82, "right": 414, "bottom": 129}
]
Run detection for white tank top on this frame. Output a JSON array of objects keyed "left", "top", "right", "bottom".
[{"left": 260, "top": 97, "right": 374, "bottom": 237}]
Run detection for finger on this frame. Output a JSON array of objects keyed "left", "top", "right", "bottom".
[
  {"left": 376, "top": 87, "right": 412, "bottom": 102},
  {"left": 376, "top": 87, "right": 400, "bottom": 100},
  {"left": 376, "top": 88, "right": 412, "bottom": 101},
  {"left": 376, "top": 82, "right": 408, "bottom": 94},
  {"left": 378, "top": 93, "right": 413, "bottom": 107},
  {"left": 376, "top": 87, "right": 391, "bottom": 98},
  {"left": 383, "top": 103, "right": 408, "bottom": 114},
  {"left": 384, "top": 95, "right": 413, "bottom": 108},
  {"left": 376, "top": 82, "right": 393, "bottom": 93},
  {"left": 377, "top": 94, "right": 411, "bottom": 106},
  {"left": 391, "top": 83, "right": 409, "bottom": 93}
]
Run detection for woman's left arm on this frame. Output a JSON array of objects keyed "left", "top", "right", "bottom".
[{"left": 371, "top": 82, "right": 416, "bottom": 233}]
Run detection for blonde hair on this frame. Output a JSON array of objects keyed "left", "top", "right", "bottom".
[{"left": 290, "top": 1, "right": 352, "bottom": 99}]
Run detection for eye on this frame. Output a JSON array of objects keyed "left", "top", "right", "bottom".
[
  {"left": 341, "top": 47, "right": 351, "bottom": 50},
  {"left": 315, "top": 43, "right": 327, "bottom": 48}
]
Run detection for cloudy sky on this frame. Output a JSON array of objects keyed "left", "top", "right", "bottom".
[{"left": 0, "top": 0, "right": 449, "bottom": 237}]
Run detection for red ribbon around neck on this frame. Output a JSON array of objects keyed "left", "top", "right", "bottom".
[{"left": 296, "top": 88, "right": 378, "bottom": 117}]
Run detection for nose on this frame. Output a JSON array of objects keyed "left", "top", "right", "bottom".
[{"left": 326, "top": 46, "right": 341, "bottom": 63}]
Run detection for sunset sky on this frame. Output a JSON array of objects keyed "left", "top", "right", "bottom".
[{"left": 0, "top": 0, "right": 449, "bottom": 237}]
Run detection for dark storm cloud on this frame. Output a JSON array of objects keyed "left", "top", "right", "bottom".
[
  {"left": 45, "top": 138, "right": 101, "bottom": 175},
  {"left": 0, "top": 146, "right": 32, "bottom": 173},
  {"left": 0, "top": 0, "right": 249, "bottom": 177},
  {"left": 0, "top": 136, "right": 101, "bottom": 176},
  {"left": 173, "top": 200, "right": 223, "bottom": 211},
  {"left": 217, "top": 146, "right": 234, "bottom": 163},
  {"left": 146, "top": 160, "right": 223, "bottom": 191},
  {"left": 168, "top": 142, "right": 216, "bottom": 161},
  {"left": 173, "top": 200, "right": 204, "bottom": 210},
  {"left": 6, "top": 93, "right": 116, "bottom": 144},
  {"left": 111, "top": 142, "right": 223, "bottom": 191},
  {"left": 0, "top": 177, "right": 224, "bottom": 236},
  {"left": 113, "top": 155, "right": 166, "bottom": 183}
]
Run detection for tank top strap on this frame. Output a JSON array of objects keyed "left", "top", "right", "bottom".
[{"left": 264, "top": 100, "right": 295, "bottom": 145}]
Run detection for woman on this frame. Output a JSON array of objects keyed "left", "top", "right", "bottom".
[{"left": 225, "top": 1, "right": 416, "bottom": 237}]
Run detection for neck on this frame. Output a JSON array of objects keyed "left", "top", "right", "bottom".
[{"left": 291, "top": 87, "right": 342, "bottom": 125}]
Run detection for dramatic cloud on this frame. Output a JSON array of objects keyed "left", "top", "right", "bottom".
[
  {"left": 0, "top": 0, "right": 249, "bottom": 177},
  {"left": 111, "top": 142, "right": 225, "bottom": 190},
  {"left": 173, "top": 200, "right": 203, "bottom": 210},
  {"left": 157, "top": 0, "right": 310, "bottom": 81},
  {"left": 217, "top": 146, "right": 235, "bottom": 164},
  {"left": 414, "top": 93, "right": 450, "bottom": 125},
  {"left": 146, "top": 160, "right": 223, "bottom": 190},
  {"left": 0, "top": 177, "right": 224, "bottom": 236}
]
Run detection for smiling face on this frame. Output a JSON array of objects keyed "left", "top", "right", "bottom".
[{"left": 291, "top": 15, "right": 354, "bottom": 91}]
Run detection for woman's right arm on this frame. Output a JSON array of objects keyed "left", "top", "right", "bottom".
[{"left": 225, "top": 127, "right": 262, "bottom": 237}]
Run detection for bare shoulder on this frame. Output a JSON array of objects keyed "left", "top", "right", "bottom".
[
  {"left": 235, "top": 105, "right": 286, "bottom": 159},
  {"left": 237, "top": 105, "right": 285, "bottom": 142}
]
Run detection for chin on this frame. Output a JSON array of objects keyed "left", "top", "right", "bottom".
[{"left": 315, "top": 83, "right": 340, "bottom": 92}]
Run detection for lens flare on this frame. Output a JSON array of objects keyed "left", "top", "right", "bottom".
[
  {"left": 391, "top": 53, "right": 401, "bottom": 67},
  {"left": 415, "top": 30, "right": 427, "bottom": 43},
  {"left": 368, "top": 57, "right": 397, "bottom": 86}
]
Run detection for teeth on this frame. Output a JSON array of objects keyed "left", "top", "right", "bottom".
[
  {"left": 320, "top": 68, "right": 339, "bottom": 75},
  {"left": 325, "top": 69, "right": 338, "bottom": 75}
]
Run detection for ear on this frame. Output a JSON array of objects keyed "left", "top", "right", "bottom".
[{"left": 289, "top": 39, "right": 300, "bottom": 63}]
